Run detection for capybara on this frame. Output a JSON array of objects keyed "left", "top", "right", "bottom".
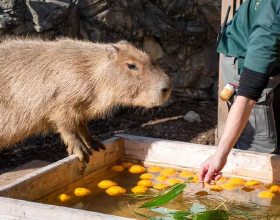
[{"left": 0, "top": 38, "right": 171, "bottom": 161}]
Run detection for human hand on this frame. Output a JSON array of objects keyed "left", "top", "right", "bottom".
[{"left": 199, "top": 153, "right": 228, "bottom": 188}]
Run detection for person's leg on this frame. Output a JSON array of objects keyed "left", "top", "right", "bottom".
[
  {"left": 236, "top": 92, "right": 277, "bottom": 153},
  {"left": 236, "top": 74, "right": 280, "bottom": 153}
]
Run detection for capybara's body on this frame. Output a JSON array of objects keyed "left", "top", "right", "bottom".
[{"left": 0, "top": 38, "right": 171, "bottom": 160}]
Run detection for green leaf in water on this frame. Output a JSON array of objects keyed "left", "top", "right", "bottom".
[
  {"left": 140, "top": 184, "right": 186, "bottom": 208},
  {"left": 150, "top": 207, "right": 190, "bottom": 220},
  {"left": 193, "top": 210, "right": 229, "bottom": 220},
  {"left": 190, "top": 203, "right": 207, "bottom": 214}
]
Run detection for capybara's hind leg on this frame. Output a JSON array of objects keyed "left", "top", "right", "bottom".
[
  {"left": 57, "top": 125, "right": 92, "bottom": 161},
  {"left": 78, "top": 122, "right": 106, "bottom": 152}
]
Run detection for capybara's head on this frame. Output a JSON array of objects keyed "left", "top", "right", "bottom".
[{"left": 100, "top": 40, "right": 171, "bottom": 108}]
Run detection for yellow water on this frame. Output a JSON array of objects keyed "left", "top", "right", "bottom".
[{"left": 37, "top": 169, "right": 280, "bottom": 219}]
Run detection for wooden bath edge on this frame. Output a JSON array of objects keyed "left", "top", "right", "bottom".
[{"left": 0, "top": 134, "right": 280, "bottom": 219}]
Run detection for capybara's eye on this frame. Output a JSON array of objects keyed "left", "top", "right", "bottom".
[{"left": 126, "top": 63, "right": 138, "bottom": 70}]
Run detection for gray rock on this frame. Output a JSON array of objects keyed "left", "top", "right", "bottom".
[
  {"left": 26, "top": 0, "right": 72, "bottom": 32},
  {"left": 0, "top": 13, "right": 20, "bottom": 28},
  {"left": 66, "top": 4, "right": 79, "bottom": 37},
  {"left": 197, "top": 0, "right": 213, "bottom": 6},
  {"left": 198, "top": 5, "right": 221, "bottom": 33},
  {"left": 11, "top": 24, "right": 27, "bottom": 34},
  {"left": 173, "top": 87, "right": 210, "bottom": 100},
  {"left": 193, "top": 76, "right": 214, "bottom": 89},
  {"left": 0, "top": 0, "right": 15, "bottom": 9},
  {"left": 184, "top": 111, "right": 202, "bottom": 123},
  {"left": 211, "top": 78, "right": 219, "bottom": 100},
  {"left": 79, "top": 0, "right": 111, "bottom": 18}
]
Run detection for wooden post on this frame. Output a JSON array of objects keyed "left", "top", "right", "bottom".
[{"left": 215, "top": 0, "right": 245, "bottom": 145}]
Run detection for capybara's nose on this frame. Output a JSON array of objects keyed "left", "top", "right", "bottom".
[
  {"left": 161, "top": 79, "right": 172, "bottom": 97},
  {"left": 161, "top": 82, "right": 171, "bottom": 100}
]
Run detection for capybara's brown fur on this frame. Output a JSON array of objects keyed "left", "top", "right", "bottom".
[{"left": 0, "top": 38, "right": 171, "bottom": 160}]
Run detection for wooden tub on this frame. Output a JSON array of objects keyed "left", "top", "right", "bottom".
[{"left": 0, "top": 134, "right": 280, "bottom": 219}]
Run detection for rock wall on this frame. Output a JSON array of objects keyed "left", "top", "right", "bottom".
[{"left": 0, "top": 0, "right": 221, "bottom": 101}]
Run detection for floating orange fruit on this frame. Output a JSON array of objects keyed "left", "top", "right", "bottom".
[
  {"left": 245, "top": 180, "right": 261, "bottom": 187},
  {"left": 147, "top": 166, "right": 162, "bottom": 173},
  {"left": 221, "top": 183, "right": 236, "bottom": 190},
  {"left": 192, "top": 173, "right": 199, "bottom": 183},
  {"left": 268, "top": 185, "right": 280, "bottom": 193},
  {"left": 227, "top": 178, "right": 245, "bottom": 186},
  {"left": 156, "top": 175, "right": 169, "bottom": 181},
  {"left": 210, "top": 185, "right": 223, "bottom": 192},
  {"left": 214, "top": 176, "right": 227, "bottom": 183},
  {"left": 137, "top": 180, "right": 154, "bottom": 187},
  {"left": 129, "top": 165, "right": 146, "bottom": 173},
  {"left": 131, "top": 186, "right": 148, "bottom": 194},
  {"left": 153, "top": 183, "right": 169, "bottom": 190},
  {"left": 98, "top": 180, "right": 117, "bottom": 189},
  {"left": 179, "top": 171, "right": 194, "bottom": 179},
  {"left": 122, "top": 162, "right": 134, "bottom": 169},
  {"left": 160, "top": 168, "right": 177, "bottom": 176},
  {"left": 106, "top": 186, "right": 126, "bottom": 196},
  {"left": 110, "top": 165, "right": 125, "bottom": 172},
  {"left": 140, "top": 173, "right": 155, "bottom": 180},
  {"left": 258, "top": 191, "right": 276, "bottom": 199},
  {"left": 57, "top": 194, "right": 71, "bottom": 202},
  {"left": 74, "top": 188, "right": 91, "bottom": 196},
  {"left": 167, "top": 178, "right": 183, "bottom": 185}
]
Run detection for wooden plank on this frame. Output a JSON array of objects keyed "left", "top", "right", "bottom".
[
  {"left": 117, "top": 134, "right": 280, "bottom": 182},
  {"left": 221, "top": 0, "right": 234, "bottom": 21},
  {"left": 0, "top": 196, "right": 133, "bottom": 220},
  {"left": 0, "top": 160, "right": 51, "bottom": 187},
  {"left": 236, "top": 0, "right": 241, "bottom": 9},
  {"left": 0, "top": 137, "right": 122, "bottom": 201},
  {"left": 216, "top": 0, "right": 234, "bottom": 145}
]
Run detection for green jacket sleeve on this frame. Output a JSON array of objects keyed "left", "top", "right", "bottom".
[{"left": 244, "top": 7, "right": 280, "bottom": 73}]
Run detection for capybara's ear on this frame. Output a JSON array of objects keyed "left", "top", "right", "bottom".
[{"left": 106, "top": 45, "right": 119, "bottom": 61}]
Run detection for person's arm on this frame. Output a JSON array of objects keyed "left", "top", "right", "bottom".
[
  {"left": 199, "top": 2, "right": 280, "bottom": 186},
  {"left": 199, "top": 96, "right": 255, "bottom": 186}
]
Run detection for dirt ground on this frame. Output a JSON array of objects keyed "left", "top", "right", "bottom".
[{"left": 0, "top": 99, "right": 217, "bottom": 175}]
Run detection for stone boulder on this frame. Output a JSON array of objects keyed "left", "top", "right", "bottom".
[{"left": 25, "top": 0, "right": 72, "bottom": 32}]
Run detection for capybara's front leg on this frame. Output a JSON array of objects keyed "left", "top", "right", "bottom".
[
  {"left": 57, "top": 125, "right": 92, "bottom": 161},
  {"left": 78, "top": 121, "right": 106, "bottom": 152}
]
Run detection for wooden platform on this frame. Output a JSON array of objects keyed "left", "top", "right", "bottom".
[
  {"left": 0, "top": 160, "right": 51, "bottom": 187},
  {"left": 0, "top": 134, "right": 279, "bottom": 219}
]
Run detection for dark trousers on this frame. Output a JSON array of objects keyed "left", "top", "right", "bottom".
[{"left": 273, "top": 84, "right": 280, "bottom": 154}]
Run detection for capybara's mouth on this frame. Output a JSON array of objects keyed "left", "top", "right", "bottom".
[{"left": 145, "top": 93, "right": 171, "bottom": 108}]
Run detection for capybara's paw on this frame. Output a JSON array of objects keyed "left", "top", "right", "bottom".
[
  {"left": 67, "top": 144, "right": 92, "bottom": 162},
  {"left": 89, "top": 138, "right": 106, "bottom": 151}
]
